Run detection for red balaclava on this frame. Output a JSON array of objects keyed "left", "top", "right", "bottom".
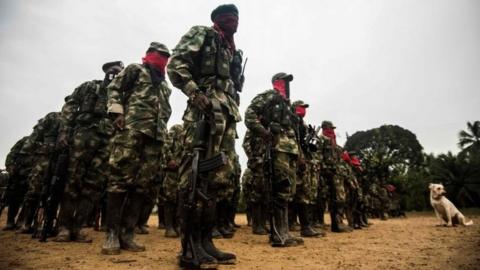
[
  {"left": 350, "top": 156, "right": 362, "bottom": 167},
  {"left": 213, "top": 13, "right": 238, "bottom": 53},
  {"left": 342, "top": 151, "right": 351, "bottom": 163},
  {"left": 295, "top": 106, "right": 306, "bottom": 118},
  {"left": 142, "top": 51, "right": 169, "bottom": 76},
  {"left": 273, "top": 79, "right": 287, "bottom": 99},
  {"left": 322, "top": 128, "right": 336, "bottom": 146}
]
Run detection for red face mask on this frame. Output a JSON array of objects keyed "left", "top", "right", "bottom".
[
  {"left": 142, "top": 51, "right": 169, "bottom": 76},
  {"left": 295, "top": 106, "right": 306, "bottom": 118},
  {"left": 322, "top": 128, "right": 336, "bottom": 146},
  {"left": 350, "top": 156, "right": 361, "bottom": 167},
  {"left": 273, "top": 80, "right": 287, "bottom": 98},
  {"left": 342, "top": 151, "right": 351, "bottom": 162}
]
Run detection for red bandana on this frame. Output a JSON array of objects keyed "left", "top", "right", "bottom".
[
  {"left": 350, "top": 156, "right": 362, "bottom": 167},
  {"left": 322, "top": 128, "right": 336, "bottom": 146},
  {"left": 342, "top": 151, "right": 351, "bottom": 163},
  {"left": 295, "top": 106, "right": 306, "bottom": 118},
  {"left": 142, "top": 51, "right": 168, "bottom": 76},
  {"left": 273, "top": 80, "right": 287, "bottom": 99},
  {"left": 213, "top": 14, "right": 238, "bottom": 53}
]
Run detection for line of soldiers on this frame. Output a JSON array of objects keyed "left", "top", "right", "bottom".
[{"left": 0, "top": 3, "right": 401, "bottom": 270}]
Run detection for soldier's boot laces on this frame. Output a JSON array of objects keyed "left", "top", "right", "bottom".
[
  {"left": 53, "top": 226, "right": 72, "bottom": 242},
  {"left": 202, "top": 229, "right": 236, "bottom": 264},
  {"left": 164, "top": 203, "right": 179, "bottom": 238}
]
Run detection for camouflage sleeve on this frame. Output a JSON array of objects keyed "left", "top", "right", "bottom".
[
  {"left": 5, "top": 138, "right": 26, "bottom": 169},
  {"left": 107, "top": 64, "right": 140, "bottom": 115},
  {"left": 167, "top": 26, "right": 208, "bottom": 98},
  {"left": 163, "top": 131, "right": 174, "bottom": 162},
  {"left": 20, "top": 119, "right": 45, "bottom": 153},
  {"left": 244, "top": 92, "right": 271, "bottom": 135},
  {"left": 59, "top": 81, "right": 92, "bottom": 133}
]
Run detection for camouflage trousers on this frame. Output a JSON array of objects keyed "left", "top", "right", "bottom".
[
  {"left": 271, "top": 151, "right": 297, "bottom": 204},
  {"left": 107, "top": 129, "right": 163, "bottom": 194},
  {"left": 163, "top": 170, "right": 179, "bottom": 203},
  {"left": 241, "top": 168, "right": 253, "bottom": 204},
  {"left": 294, "top": 162, "right": 319, "bottom": 205},
  {"left": 178, "top": 115, "right": 237, "bottom": 196},
  {"left": 23, "top": 154, "right": 51, "bottom": 204},
  {"left": 246, "top": 156, "right": 265, "bottom": 203},
  {"left": 325, "top": 173, "right": 346, "bottom": 205},
  {"left": 217, "top": 152, "right": 241, "bottom": 202},
  {"left": 62, "top": 127, "right": 110, "bottom": 206}
]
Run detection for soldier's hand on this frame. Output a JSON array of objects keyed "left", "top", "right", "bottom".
[
  {"left": 260, "top": 128, "right": 273, "bottom": 142},
  {"left": 57, "top": 132, "right": 69, "bottom": 148},
  {"left": 192, "top": 92, "right": 211, "bottom": 111},
  {"left": 113, "top": 114, "right": 125, "bottom": 130},
  {"left": 167, "top": 160, "right": 178, "bottom": 170}
]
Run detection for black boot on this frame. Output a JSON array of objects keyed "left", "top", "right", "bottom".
[
  {"left": 157, "top": 203, "right": 165, "bottom": 229},
  {"left": 72, "top": 196, "right": 94, "bottom": 243},
  {"left": 252, "top": 203, "right": 268, "bottom": 235},
  {"left": 18, "top": 200, "right": 37, "bottom": 234},
  {"left": 298, "top": 203, "right": 321, "bottom": 237},
  {"left": 202, "top": 228, "right": 236, "bottom": 264},
  {"left": 120, "top": 193, "right": 145, "bottom": 252},
  {"left": 271, "top": 203, "right": 301, "bottom": 247},
  {"left": 164, "top": 202, "right": 179, "bottom": 238},
  {"left": 3, "top": 201, "right": 20, "bottom": 231},
  {"left": 246, "top": 203, "right": 252, "bottom": 227},
  {"left": 217, "top": 202, "right": 234, "bottom": 238},
  {"left": 331, "top": 204, "right": 352, "bottom": 233},
  {"left": 53, "top": 196, "right": 75, "bottom": 242},
  {"left": 136, "top": 200, "right": 153, "bottom": 235},
  {"left": 101, "top": 192, "right": 125, "bottom": 255}
]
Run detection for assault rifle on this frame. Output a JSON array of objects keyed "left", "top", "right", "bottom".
[
  {"left": 180, "top": 100, "right": 227, "bottom": 269},
  {"left": 32, "top": 148, "right": 69, "bottom": 242},
  {"left": 264, "top": 130, "right": 284, "bottom": 246}
]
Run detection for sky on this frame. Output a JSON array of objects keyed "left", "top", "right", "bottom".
[{"left": 0, "top": 0, "right": 479, "bottom": 168}]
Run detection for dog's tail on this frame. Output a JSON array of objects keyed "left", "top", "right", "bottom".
[{"left": 465, "top": 220, "right": 474, "bottom": 226}]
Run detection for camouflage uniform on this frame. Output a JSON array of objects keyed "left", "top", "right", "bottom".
[
  {"left": 318, "top": 124, "right": 351, "bottom": 233},
  {"left": 291, "top": 101, "right": 322, "bottom": 237},
  {"left": 168, "top": 8, "right": 241, "bottom": 266},
  {"left": 245, "top": 85, "right": 301, "bottom": 246},
  {"left": 3, "top": 136, "right": 34, "bottom": 230},
  {"left": 162, "top": 124, "right": 184, "bottom": 237},
  {"left": 101, "top": 44, "right": 172, "bottom": 255},
  {"left": 55, "top": 73, "right": 118, "bottom": 242},
  {"left": 338, "top": 158, "right": 360, "bottom": 229},
  {"left": 18, "top": 112, "right": 61, "bottom": 233}
]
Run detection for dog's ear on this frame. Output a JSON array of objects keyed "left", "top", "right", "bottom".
[{"left": 429, "top": 183, "right": 434, "bottom": 189}]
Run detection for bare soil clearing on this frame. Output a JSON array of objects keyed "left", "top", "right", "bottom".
[{"left": 0, "top": 210, "right": 479, "bottom": 270}]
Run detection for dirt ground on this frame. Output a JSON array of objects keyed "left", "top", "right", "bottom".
[{"left": 0, "top": 210, "right": 479, "bottom": 270}]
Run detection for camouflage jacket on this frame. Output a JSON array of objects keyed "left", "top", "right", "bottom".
[
  {"left": 245, "top": 89, "right": 299, "bottom": 155},
  {"left": 107, "top": 63, "right": 172, "bottom": 142},
  {"left": 22, "top": 112, "right": 61, "bottom": 155},
  {"left": 164, "top": 124, "right": 184, "bottom": 165},
  {"left": 318, "top": 135, "right": 339, "bottom": 175},
  {"left": 167, "top": 25, "right": 241, "bottom": 123},
  {"left": 60, "top": 80, "right": 113, "bottom": 135},
  {"left": 5, "top": 136, "right": 34, "bottom": 176}
]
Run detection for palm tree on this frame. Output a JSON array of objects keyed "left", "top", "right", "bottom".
[{"left": 458, "top": 121, "right": 480, "bottom": 153}]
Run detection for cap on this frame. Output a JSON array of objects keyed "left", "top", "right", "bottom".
[
  {"left": 292, "top": 100, "right": 309, "bottom": 108},
  {"left": 321, "top": 120, "right": 336, "bottom": 129},
  {"left": 102, "top": 61, "right": 124, "bottom": 73},
  {"left": 211, "top": 4, "right": 239, "bottom": 21},
  {"left": 147, "top": 42, "right": 170, "bottom": 56},
  {"left": 271, "top": 72, "right": 293, "bottom": 83}
]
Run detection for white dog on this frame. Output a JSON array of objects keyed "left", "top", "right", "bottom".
[{"left": 429, "top": 183, "right": 473, "bottom": 226}]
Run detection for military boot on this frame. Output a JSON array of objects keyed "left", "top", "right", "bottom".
[
  {"left": 3, "top": 201, "right": 20, "bottom": 231},
  {"left": 217, "top": 202, "right": 234, "bottom": 238},
  {"left": 119, "top": 193, "right": 145, "bottom": 252},
  {"left": 251, "top": 203, "right": 267, "bottom": 235},
  {"left": 202, "top": 228, "right": 236, "bottom": 264},
  {"left": 71, "top": 197, "right": 94, "bottom": 243},
  {"left": 136, "top": 201, "right": 152, "bottom": 235},
  {"left": 179, "top": 230, "right": 218, "bottom": 269},
  {"left": 271, "top": 203, "right": 300, "bottom": 247},
  {"left": 18, "top": 200, "right": 37, "bottom": 234},
  {"left": 164, "top": 202, "right": 178, "bottom": 238},
  {"left": 298, "top": 203, "right": 320, "bottom": 237},
  {"left": 101, "top": 192, "right": 125, "bottom": 255},
  {"left": 361, "top": 212, "right": 370, "bottom": 227},
  {"left": 331, "top": 205, "right": 352, "bottom": 233},
  {"left": 53, "top": 197, "right": 75, "bottom": 242},
  {"left": 157, "top": 203, "right": 165, "bottom": 229}
]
